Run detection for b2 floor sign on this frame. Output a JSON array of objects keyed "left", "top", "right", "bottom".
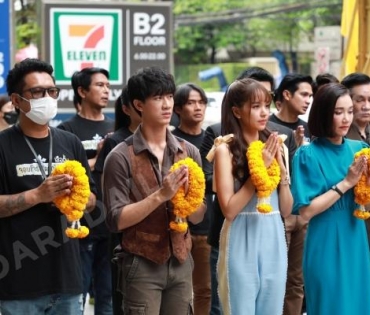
[{"left": 41, "top": 1, "right": 173, "bottom": 109}]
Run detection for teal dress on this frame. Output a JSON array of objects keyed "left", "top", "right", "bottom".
[{"left": 291, "top": 138, "right": 370, "bottom": 315}]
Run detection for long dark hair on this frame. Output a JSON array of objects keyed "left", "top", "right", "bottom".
[
  {"left": 114, "top": 86, "right": 131, "bottom": 131},
  {"left": 221, "top": 78, "right": 272, "bottom": 184}
]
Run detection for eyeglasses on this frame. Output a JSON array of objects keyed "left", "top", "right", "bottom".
[{"left": 22, "top": 87, "right": 60, "bottom": 99}]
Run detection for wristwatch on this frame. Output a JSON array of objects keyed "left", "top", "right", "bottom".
[{"left": 331, "top": 185, "right": 344, "bottom": 197}]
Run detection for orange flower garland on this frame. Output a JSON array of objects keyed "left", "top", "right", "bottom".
[
  {"left": 247, "top": 140, "right": 281, "bottom": 213},
  {"left": 169, "top": 157, "right": 205, "bottom": 232},
  {"left": 353, "top": 148, "right": 370, "bottom": 220},
  {"left": 51, "top": 160, "right": 91, "bottom": 238}
]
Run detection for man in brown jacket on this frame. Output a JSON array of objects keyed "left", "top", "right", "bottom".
[{"left": 103, "top": 66, "right": 206, "bottom": 315}]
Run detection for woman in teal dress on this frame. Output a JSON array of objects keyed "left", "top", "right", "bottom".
[{"left": 291, "top": 83, "right": 370, "bottom": 315}]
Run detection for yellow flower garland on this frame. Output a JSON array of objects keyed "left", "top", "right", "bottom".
[
  {"left": 51, "top": 160, "right": 91, "bottom": 238},
  {"left": 353, "top": 148, "right": 370, "bottom": 220},
  {"left": 247, "top": 140, "right": 281, "bottom": 213},
  {"left": 169, "top": 157, "right": 205, "bottom": 232}
]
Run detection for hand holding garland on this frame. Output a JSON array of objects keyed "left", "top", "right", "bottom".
[
  {"left": 160, "top": 165, "right": 189, "bottom": 201},
  {"left": 247, "top": 137, "right": 280, "bottom": 214},
  {"left": 261, "top": 133, "right": 280, "bottom": 168},
  {"left": 353, "top": 149, "right": 370, "bottom": 219},
  {"left": 0, "top": 174, "right": 73, "bottom": 218},
  {"left": 169, "top": 158, "right": 205, "bottom": 232},
  {"left": 51, "top": 160, "right": 91, "bottom": 238},
  {"left": 248, "top": 133, "right": 293, "bottom": 215},
  {"left": 35, "top": 175, "right": 73, "bottom": 202},
  {"left": 298, "top": 154, "right": 367, "bottom": 221},
  {"left": 112, "top": 165, "right": 194, "bottom": 231}
]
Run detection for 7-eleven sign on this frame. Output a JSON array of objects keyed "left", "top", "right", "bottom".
[{"left": 50, "top": 8, "right": 122, "bottom": 85}]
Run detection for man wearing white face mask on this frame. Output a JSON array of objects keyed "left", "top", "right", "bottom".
[
  {"left": 0, "top": 58, "right": 97, "bottom": 315},
  {"left": 16, "top": 85, "right": 58, "bottom": 125}
]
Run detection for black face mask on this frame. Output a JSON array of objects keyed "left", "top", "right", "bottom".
[{"left": 3, "top": 111, "right": 19, "bottom": 125}]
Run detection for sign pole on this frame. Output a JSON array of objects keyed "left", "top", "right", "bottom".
[{"left": 0, "top": 0, "right": 12, "bottom": 95}]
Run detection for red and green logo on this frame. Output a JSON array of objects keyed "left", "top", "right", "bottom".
[{"left": 50, "top": 9, "right": 122, "bottom": 84}]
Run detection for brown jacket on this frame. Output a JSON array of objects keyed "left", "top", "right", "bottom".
[
  {"left": 121, "top": 143, "right": 191, "bottom": 264},
  {"left": 103, "top": 127, "right": 203, "bottom": 264}
]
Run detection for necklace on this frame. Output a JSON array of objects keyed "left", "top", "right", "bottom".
[{"left": 17, "top": 125, "right": 53, "bottom": 180}]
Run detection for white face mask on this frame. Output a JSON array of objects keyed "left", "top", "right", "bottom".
[{"left": 20, "top": 96, "right": 58, "bottom": 125}]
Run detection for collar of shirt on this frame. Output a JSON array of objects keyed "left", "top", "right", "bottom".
[{"left": 132, "top": 126, "right": 184, "bottom": 156}]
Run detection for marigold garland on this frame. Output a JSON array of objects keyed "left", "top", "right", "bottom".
[
  {"left": 353, "top": 148, "right": 370, "bottom": 220},
  {"left": 51, "top": 160, "right": 91, "bottom": 238},
  {"left": 169, "top": 157, "right": 205, "bottom": 232},
  {"left": 247, "top": 140, "right": 281, "bottom": 213}
]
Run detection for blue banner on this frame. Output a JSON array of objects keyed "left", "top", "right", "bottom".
[{"left": 0, "top": 0, "right": 11, "bottom": 95}]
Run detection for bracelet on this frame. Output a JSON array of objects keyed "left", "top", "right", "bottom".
[
  {"left": 280, "top": 177, "right": 290, "bottom": 186},
  {"left": 331, "top": 185, "right": 344, "bottom": 197}
]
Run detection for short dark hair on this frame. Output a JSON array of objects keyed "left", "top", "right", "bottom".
[
  {"left": 174, "top": 83, "right": 207, "bottom": 110},
  {"left": 236, "top": 66, "right": 275, "bottom": 90},
  {"left": 276, "top": 73, "right": 313, "bottom": 101},
  {"left": 127, "top": 66, "right": 176, "bottom": 104},
  {"left": 71, "top": 67, "right": 109, "bottom": 104},
  {"left": 6, "top": 58, "right": 55, "bottom": 96},
  {"left": 312, "top": 73, "right": 339, "bottom": 95},
  {"left": 341, "top": 72, "right": 370, "bottom": 91},
  {"left": 114, "top": 85, "right": 131, "bottom": 131},
  {"left": 308, "top": 83, "right": 349, "bottom": 138}
]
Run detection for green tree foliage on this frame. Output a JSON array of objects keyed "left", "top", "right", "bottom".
[
  {"left": 174, "top": 0, "right": 250, "bottom": 64},
  {"left": 14, "top": 0, "right": 39, "bottom": 49},
  {"left": 173, "top": 0, "right": 342, "bottom": 65}
]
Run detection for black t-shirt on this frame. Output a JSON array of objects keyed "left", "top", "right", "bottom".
[
  {"left": 171, "top": 127, "right": 209, "bottom": 235},
  {"left": 94, "top": 127, "right": 133, "bottom": 174},
  {"left": 172, "top": 127, "right": 205, "bottom": 149},
  {"left": 58, "top": 114, "right": 114, "bottom": 159},
  {"left": 269, "top": 114, "right": 311, "bottom": 143},
  {"left": 58, "top": 114, "right": 114, "bottom": 237},
  {"left": 0, "top": 126, "right": 96, "bottom": 300}
]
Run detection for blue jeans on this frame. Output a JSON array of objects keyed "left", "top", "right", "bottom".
[
  {"left": 0, "top": 293, "right": 83, "bottom": 315},
  {"left": 80, "top": 236, "right": 113, "bottom": 315},
  {"left": 210, "top": 246, "right": 222, "bottom": 315}
]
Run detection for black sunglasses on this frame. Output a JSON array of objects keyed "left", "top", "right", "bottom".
[{"left": 22, "top": 87, "right": 60, "bottom": 99}]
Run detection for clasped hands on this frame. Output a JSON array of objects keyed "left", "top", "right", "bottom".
[
  {"left": 347, "top": 155, "right": 370, "bottom": 187},
  {"left": 262, "top": 133, "right": 287, "bottom": 176},
  {"left": 161, "top": 166, "right": 189, "bottom": 200}
]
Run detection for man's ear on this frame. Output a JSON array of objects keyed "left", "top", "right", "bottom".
[
  {"left": 133, "top": 99, "right": 143, "bottom": 113},
  {"left": 10, "top": 94, "right": 21, "bottom": 109},
  {"left": 174, "top": 106, "right": 181, "bottom": 115},
  {"left": 77, "top": 86, "right": 86, "bottom": 100},
  {"left": 282, "top": 89, "right": 291, "bottom": 101}
]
